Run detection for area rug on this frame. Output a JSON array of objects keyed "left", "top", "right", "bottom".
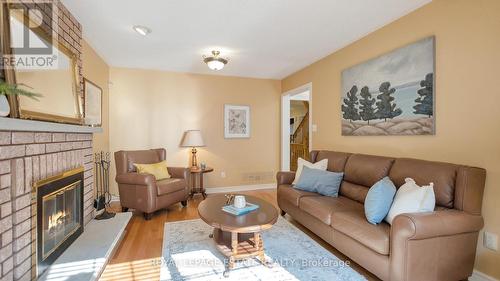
[{"left": 160, "top": 217, "right": 366, "bottom": 281}]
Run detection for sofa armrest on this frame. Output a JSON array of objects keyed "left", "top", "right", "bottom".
[
  {"left": 168, "top": 167, "right": 189, "bottom": 180},
  {"left": 390, "top": 210, "right": 484, "bottom": 281},
  {"left": 391, "top": 210, "right": 483, "bottom": 240},
  {"left": 116, "top": 173, "right": 156, "bottom": 186},
  {"left": 276, "top": 171, "right": 296, "bottom": 185}
]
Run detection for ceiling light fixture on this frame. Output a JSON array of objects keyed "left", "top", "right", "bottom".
[
  {"left": 203, "top": 50, "right": 228, "bottom": 71},
  {"left": 133, "top": 25, "right": 151, "bottom": 36}
]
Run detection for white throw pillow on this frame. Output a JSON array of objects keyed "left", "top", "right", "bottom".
[
  {"left": 292, "top": 157, "right": 328, "bottom": 185},
  {"left": 384, "top": 178, "right": 436, "bottom": 225}
]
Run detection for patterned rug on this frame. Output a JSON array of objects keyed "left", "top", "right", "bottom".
[{"left": 160, "top": 217, "right": 366, "bottom": 281}]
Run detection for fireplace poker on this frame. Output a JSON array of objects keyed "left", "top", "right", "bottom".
[
  {"left": 94, "top": 151, "right": 115, "bottom": 220},
  {"left": 93, "top": 153, "right": 105, "bottom": 211}
]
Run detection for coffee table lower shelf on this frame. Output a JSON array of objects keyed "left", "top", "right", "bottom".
[{"left": 211, "top": 228, "right": 269, "bottom": 277}]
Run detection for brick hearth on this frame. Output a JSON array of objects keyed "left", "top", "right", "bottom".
[{"left": 0, "top": 131, "right": 94, "bottom": 281}]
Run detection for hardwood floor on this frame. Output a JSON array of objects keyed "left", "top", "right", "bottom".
[{"left": 99, "top": 189, "right": 379, "bottom": 281}]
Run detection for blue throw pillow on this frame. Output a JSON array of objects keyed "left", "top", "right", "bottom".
[
  {"left": 294, "top": 166, "right": 343, "bottom": 197},
  {"left": 364, "top": 177, "right": 396, "bottom": 224}
]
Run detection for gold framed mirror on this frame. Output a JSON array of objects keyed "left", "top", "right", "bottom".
[{"left": 5, "top": 5, "right": 83, "bottom": 124}]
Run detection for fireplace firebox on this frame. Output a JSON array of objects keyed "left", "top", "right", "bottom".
[{"left": 35, "top": 167, "right": 84, "bottom": 276}]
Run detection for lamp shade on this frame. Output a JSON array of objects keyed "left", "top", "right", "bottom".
[{"left": 180, "top": 130, "right": 205, "bottom": 147}]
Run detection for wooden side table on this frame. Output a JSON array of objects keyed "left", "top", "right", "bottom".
[{"left": 189, "top": 167, "right": 213, "bottom": 199}]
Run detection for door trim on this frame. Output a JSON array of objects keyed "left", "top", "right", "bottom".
[{"left": 281, "top": 82, "right": 312, "bottom": 171}]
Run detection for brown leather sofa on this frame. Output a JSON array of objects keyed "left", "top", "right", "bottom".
[
  {"left": 277, "top": 150, "right": 486, "bottom": 281},
  {"left": 115, "top": 148, "right": 189, "bottom": 220}
]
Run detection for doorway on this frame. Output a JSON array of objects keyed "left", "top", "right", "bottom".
[{"left": 281, "top": 83, "right": 312, "bottom": 171}]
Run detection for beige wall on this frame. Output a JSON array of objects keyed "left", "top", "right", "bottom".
[
  {"left": 108, "top": 67, "right": 281, "bottom": 195},
  {"left": 82, "top": 40, "right": 110, "bottom": 154},
  {"left": 281, "top": 0, "right": 500, "bottom": 277}
]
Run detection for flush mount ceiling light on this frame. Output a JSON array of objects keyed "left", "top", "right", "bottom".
[
  {"left": 203, "top": 50, "right": 229, "bottom": 71},
  {"left": 132, "top": 25, "right": 151, "bottom": 36}
]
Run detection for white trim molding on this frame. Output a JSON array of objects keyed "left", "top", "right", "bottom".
[
  {"left": 281, "top": 82, "right": 313, "bottom": 171},
  {"left": 205, "top": 183, "right": 276, "bottom": 194},
  {"left": 470, "top": 270, "right": 499, "bottom": 281}
]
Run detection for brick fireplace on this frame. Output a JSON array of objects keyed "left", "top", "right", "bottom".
[
  {"left": 0, "top": 1, "right": 102, "bottom": 280},
  {"left": 0, "top": 131, "right": 95, "bottom": 281}
]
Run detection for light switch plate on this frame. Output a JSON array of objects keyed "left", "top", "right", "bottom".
[
  {"left": 484, "top": 231, "right": 498, "bottom": 251},
  {"left": 220, "top": 171, "right": 226, "bottom": 178},
  {"left": 312, "top": 124, "right": 317, "bottom": 132}
]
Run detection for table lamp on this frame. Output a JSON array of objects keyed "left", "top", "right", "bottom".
[{"left": 180, "top": 130, "right": 206, "bottom": 168}]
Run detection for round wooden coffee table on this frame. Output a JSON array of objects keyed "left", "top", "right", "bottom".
[{"left": 198, "top": 194, "right": 279, "bottom": 277}]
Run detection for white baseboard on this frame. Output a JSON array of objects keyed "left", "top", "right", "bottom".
[
  {"left": 470, "top": 270, "right": 499, "bottom": 281},
  {"left": 205, "top": 183, "right": 276, "bottom": 194},
  {"left": 109, "top": 183, "right": 276, "bottom": 201}
]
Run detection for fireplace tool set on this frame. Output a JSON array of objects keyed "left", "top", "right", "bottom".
[{"left": 94, "top": 151, "right": 115, "bottom": 220}]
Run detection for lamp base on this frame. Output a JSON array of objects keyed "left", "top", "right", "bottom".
[{"left": 191, "top": 147, "right": 198, "bottom": 168}]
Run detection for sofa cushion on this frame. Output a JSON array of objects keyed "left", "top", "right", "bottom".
[
  {"left": 385, "top": 178, "right": 435, "bottom": 225},
  {"left": 344, "top": 154, "right": 394, "bottom": 187},
  {"left": 278, "top": 185, "right": 317, "bottom": 207},
  {"left": 299, "top": 196, "right": 363, "bottom": 225},
  {"left": 312, "top": 150, "right": 352, "bottom": 172},
  {"left": 339, "top": 181, "right": 370, "bottom": 204},
  {"left": 295, "top": 166, "right": 343, "bottom": 197},
  {"left": 365, "top": 177, "right": 397, "bottom": 224},
  {"left": 157, "top": 178, "right": 185, "bottom": 196},
  {"left": 331, "top": 209, "right": 391, "bottom": 255},
  {"left": 389, "top": 158, "right": 457, "bottom": 208},
  {"left": 292, "top": 157, "right": 328, "bottom": 185}
]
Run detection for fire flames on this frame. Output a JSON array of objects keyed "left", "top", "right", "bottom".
[{"left": 47, "top": 211, "right": 67, "bottom": 232}]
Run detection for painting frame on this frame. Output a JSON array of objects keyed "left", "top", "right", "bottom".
[
  {"left": 341, "top": 36, "right": 436, "bottom": 136},
  {"left": 224, "top": 104, "right": 251, "bottom": 139},
  {"left": 83, "top": 78, "right": 102, "bottom": 127}
]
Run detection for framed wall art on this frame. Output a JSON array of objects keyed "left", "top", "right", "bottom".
[
  {"left": 341, "top": 36, "right": 435, "bottom": 136},
  {"left": 224, "top": 104, "right": 250, "bottom": 138},
  {"left": 83, "top": 78, "right": 102, "bottom": 127}
]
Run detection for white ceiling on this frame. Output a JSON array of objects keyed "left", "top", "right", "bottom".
[{"left": 61, "top": 0, "right": 431, "bottom": 79}]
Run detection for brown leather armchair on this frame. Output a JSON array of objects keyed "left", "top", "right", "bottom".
[{"left": 114, "top": 148, "right": 189, "bottom": 220}]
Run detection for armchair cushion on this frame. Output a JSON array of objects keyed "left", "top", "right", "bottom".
[
  {"left": 157, "top": 178, "right": 186, "bottom": 196},
  {"left": 116, "top": 173, "right": 155, "bottom": 186},
  {"left": 124, "top": 149, "right": 163, "bottom": 172},
  {"left": 134, "top": 160, "right": 170, "bottom": 180}
]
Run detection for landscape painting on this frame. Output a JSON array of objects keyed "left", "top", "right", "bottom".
[{"left": 341, "top": 37, "right": 435, "bottom": 136}]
